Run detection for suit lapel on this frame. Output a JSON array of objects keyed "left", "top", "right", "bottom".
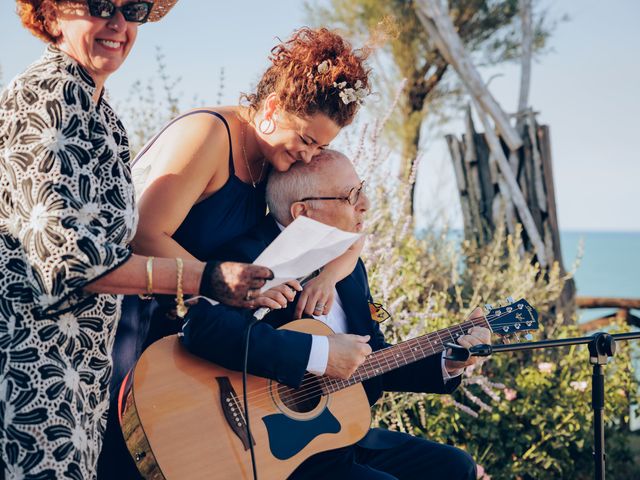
[{"left": 335, "top": 270, "right": 372, "bottom": 337}]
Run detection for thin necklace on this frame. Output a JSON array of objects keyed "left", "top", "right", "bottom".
[{"left": 241, "top": 120, "right": 266, "bottom": 188}]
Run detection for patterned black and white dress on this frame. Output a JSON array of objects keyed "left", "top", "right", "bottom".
[{"left": 0, "top": 46, "right": 138, "bottom": 478}]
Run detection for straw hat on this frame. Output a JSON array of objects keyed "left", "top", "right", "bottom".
[{"left": 147, "top": 0, "right": 179, "bottom": 22}]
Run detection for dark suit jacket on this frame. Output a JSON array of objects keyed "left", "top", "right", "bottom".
[{"left": 181, "top": 215, "right": 460, "bottom": 413}]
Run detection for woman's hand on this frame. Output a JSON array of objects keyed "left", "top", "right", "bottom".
[
  {"left": 254, "top": 280, "right": 302, "bottom": 310},
  {"left": 294, "top": 273, "right": 337, "bottom": 319},
  {"left": 199, "top": 261, "right": 273, "bottom": 308}
]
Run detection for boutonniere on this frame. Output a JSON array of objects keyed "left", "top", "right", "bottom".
[{"left": 369, "top": 302, "right": 391, "bottom": 323}]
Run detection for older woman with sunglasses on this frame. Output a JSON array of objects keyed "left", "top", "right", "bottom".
[{"left": 0, "top": 1, "right": 272, "bottom": 477}]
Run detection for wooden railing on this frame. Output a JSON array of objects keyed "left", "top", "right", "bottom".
[{"left": 577, "top": 297, "right": 640, "bottom": 331}]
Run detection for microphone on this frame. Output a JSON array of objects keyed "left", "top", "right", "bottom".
[{"left": 251, "top": 269, "right": 321, "bottom": 321}]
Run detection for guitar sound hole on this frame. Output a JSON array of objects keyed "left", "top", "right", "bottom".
[{"left": 277, "top": 382, "right": 322, "bottom": 413}]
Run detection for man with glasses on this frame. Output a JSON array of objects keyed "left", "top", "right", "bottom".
[{"left": 181, "top": 150, "right": 489, "bottom": 479}]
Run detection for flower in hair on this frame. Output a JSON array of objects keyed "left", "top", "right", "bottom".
[
  {"left": 339, "top": 89, "right": 358, "bottom": 105},
  {"left": 334, "top": 80, "right": 368, "bottom": 106},
  {"left": 317, "top": 60, "right": 331, "bottom": 74}
]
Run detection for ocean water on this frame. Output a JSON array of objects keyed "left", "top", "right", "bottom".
[
  {"left": 561, "top": 231, "right": 640, "bottom": 298},
  {"left": 560, "top": 231, "right": 640, "bottom": 322}
]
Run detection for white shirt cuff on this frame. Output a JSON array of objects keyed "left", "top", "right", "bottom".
[
  {"left": 441, "top": 351, "right": 464, "bottom": 382},
  {"left": 307, "top": 335, "right": 329, "bottom": 376}
]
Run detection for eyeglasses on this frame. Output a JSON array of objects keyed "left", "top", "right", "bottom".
[
  {"left": 86, "top": 0, "right": 154, "bottom": 23},
  {"left": 299, "top": 180, "right": 366, "bottom": 206}
]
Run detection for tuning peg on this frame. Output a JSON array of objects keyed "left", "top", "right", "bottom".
[
  {"left": 506, "top": 296, "right": 515, "bottom": 304},
  {"left": 484, "top": 303, "right": 494, "bottom": 312}
]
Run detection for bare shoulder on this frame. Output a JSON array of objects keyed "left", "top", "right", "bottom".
[
  {"left": 147, "top": 108, "right": 237, "bottom": 176},
  {"left": 133, "top": 107, "right": 243, "bottom": 205}
]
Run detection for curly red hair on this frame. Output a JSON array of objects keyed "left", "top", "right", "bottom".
[
  {"left": 16, "top": 0, "right": 62, "bottom": 43},
  {"left": 243, "top": 27, "right": 371, "bottom": 128}
]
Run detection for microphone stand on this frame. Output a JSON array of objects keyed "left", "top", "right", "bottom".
[{"left": 466, "top": 331, "right": 640, "bottom": 480}]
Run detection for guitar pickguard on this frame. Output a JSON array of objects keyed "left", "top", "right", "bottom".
[{"left": 262, "top": 408, "right": 341, "bottom": 460}]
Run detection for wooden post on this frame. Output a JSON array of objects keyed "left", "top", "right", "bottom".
[
  {"left": 517, "top": 0, "right": 533, "bottom": 127},
  {"left": 415, "top": 0, "right": 523, "bottom": 150}
]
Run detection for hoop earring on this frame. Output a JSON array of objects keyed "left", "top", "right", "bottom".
[{"left": 259, "top": 118, "right": 276, "bottom": 135}]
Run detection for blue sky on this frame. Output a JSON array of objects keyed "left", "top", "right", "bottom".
[{"left": 1, "top": 0, "right": 638, "bottom": 231}]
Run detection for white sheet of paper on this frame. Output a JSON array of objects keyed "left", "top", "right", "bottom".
[{"left": 254, "top": 216, "right": 362, "bottom": 292}]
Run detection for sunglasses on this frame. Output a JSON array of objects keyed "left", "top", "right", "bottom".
[
  {"left": 299, "top": 180, "right": 366, "bottom": 206},
  {"left": 86, "top": 0, "right": 154, "bottom": 23}
]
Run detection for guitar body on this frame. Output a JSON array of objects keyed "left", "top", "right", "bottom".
[{"left": 120, "top": 319, "right": 371, "bottom": 480}]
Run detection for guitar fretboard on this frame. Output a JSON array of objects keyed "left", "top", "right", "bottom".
[{"left": 316, "top": 316, "right": 489, "bottom": 395}]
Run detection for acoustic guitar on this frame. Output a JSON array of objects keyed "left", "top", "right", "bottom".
[{"left": 119, "top": 299, "right": 538, "bottom": 479}]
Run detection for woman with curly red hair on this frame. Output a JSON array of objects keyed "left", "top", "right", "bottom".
[
  {"left": 0, "top": 1, "right": 274, "bottom": 477},
  {"left": 130, "top": 27, "right": 371, "bottom": 319},
  {"left": 98, "top": 26, "right": 372, "bottom": 478}
]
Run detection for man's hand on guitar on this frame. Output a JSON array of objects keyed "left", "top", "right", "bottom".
[
  {"left": 444, "top": 326, "right": 492, "bottom": 373},
  {"left": 325, "top": 334, "right": 372, "bottom": 380}
]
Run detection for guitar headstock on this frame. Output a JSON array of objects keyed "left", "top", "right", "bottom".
[{"left": 485, "top": 298, "right": 539, "bottom": 338}]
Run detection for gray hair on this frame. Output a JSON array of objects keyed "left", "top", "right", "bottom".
[{"left": 266, "top": 149, "right": 347, "bottom": 224}]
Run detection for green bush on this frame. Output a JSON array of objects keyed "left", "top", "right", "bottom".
[{"left": 353, "top": 136, "right": 639, "bottom": 478}]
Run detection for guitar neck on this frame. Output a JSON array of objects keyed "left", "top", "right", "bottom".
[{"left": 320, "top": 316, "right": 490, "bottom": 395}]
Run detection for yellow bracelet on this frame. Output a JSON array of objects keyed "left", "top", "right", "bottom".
[
  {"left": 175, "top": 257, "right": 188, "bottom": 318},
  {"left": 138, "top": 256, "right": 154, "bottom": 300}
]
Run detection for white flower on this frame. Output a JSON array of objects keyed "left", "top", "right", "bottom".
[
  {"left": 41, "top": 127, "right": 66, "bottom": 153},
  {"left": 570, "top": 380, "right": 588, "bottom": 392},
  {"left": 317, "top": 60, "right": 330, "bottom": 74},
  {"left": 59, "top": 312, "right": 80, "bottom": 337},
  {"left": 64, "top": 366, "right": 80, "bottom": 391},
  {"left": 6, "top": 212, "right": 22, "bottom": 237},
  {"left": 355, "top": 87, "right": 368, "bottom": 101},
  {"left": 355, "top": 80, "right": 362, "bottom": 89},
  {"left": 71, "top": 425, "right": 89, "bottom": 450},
  {"left": 28, "top": 203, "right": 49, "bottom": 232},
  {"left": 77, "top": 202, "right": 100, "bottom": 225},
  {"left": 333, "top": 81, "right": 347, "bottom": 89},
  {"left": 339, "top": 88, "right": 358, "bottom": 105},
  {"left": 537, "top": 362, "right": 554, "bottom": 373},
  {"left": 38, "top": 293, "right": 58, "bottom": 308}
]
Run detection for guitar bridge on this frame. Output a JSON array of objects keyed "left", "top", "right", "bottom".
[{"left": 216, "top": 377, "right": 255, "bottom": 451}]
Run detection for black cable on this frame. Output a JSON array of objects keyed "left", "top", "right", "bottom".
[
  {"left": 242, "top": 307, "right": 270, "bottom": 480},
  {"left": 240, "top": 272, "right": 318, "bottom": 480}
]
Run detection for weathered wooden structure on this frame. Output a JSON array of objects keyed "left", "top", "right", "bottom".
[{"left": 415, "top": 0, "right": 576, "bottom": 315}]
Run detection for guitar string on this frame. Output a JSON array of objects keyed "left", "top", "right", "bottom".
[
  {"left": 237, "top": 319, "right": 485, "bottom": 410},
  {"left": 234, "top": 309, "right": 528, "bottom": 408},
  {"left": 236, "top": 306, "right": 533, "bottom": 408},
  {"left": 233, "top": 314, "right": 505, "bottom": 407},
  {"left": 259, "top": 317, "right": 489, "bottom": 408}
]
